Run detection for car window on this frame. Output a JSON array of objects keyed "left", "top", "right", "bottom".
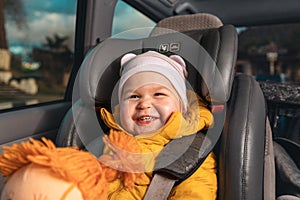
[
  {"left": 112, "top": 0, "right": 156, "bottom": 38},
  {"left": 0, "top": 0, "right": 77, "bottom": 110},
  {"left": 237, "top": 23, "right": 300, "bottom": 140},
  {"left": 237, "top": 23, "right": 300, "bottom": 84}
]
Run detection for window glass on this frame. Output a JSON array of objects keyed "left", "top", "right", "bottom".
[
  {"left": 0, "top": 0, "right": 77, "bottom": 110},
  {"left": 237, "top": 23, "right": 300, "bottom": 84},
  {"left": 112, "top": 0, "right": 156, "bottom": 38},
  {"left": 237, "top": 23, "right": 300, "bottom": 141}
]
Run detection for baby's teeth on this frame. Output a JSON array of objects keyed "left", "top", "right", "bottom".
[{"left": 140, "top": 116, "right": 152, "bottom": 121}]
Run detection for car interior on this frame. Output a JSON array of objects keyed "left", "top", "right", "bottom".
[{"left": 0, "top": 0, "right": 300, "bottom": 199}]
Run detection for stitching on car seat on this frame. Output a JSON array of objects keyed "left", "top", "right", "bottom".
[
  {"left": 216, "top": 29, "right": 221, "bottom": 69},
  {"left": 264, "top": 117, "right": 270, "bottom": 156},
  {"left": 220, "top": 26, "right": 238, "bottom": 100},
  {"left": 208, "top": 29, "right": 220, "bottom": 103},
  {"left": 228, "top": 25, "right": 238, "bottom": 68},
  {"left": 231, "top": 27, "right": 238, "bottom": 94},
  {"left": 230, "top": 76, "right": 239, "bottom": 199},
  {"left": 242, "top": 76, "right": 252, "bottom": 200}
]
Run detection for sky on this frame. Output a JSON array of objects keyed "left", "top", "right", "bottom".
[
  {"left": 5, "top": 0, "right": 76, "bottom": 56},
  {"left": 112, "top": 1, "right": 155, "bottom": 36},
  {"left": 5, "top": 0, "right": 155, "bottom": 57}
]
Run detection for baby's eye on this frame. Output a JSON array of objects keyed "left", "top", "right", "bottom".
[
  {"left": 129, "top": 94, "right": 140, "bottom": 99},
  {"left": 154, "top": 92, "right": 166, "bottom": 96}
]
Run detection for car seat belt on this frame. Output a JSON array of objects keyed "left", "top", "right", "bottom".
[
  {"left": 143, "top": 129, "right": 217, "bottom": 200},
  {"left": 143, "top": 174, "right": 177, "bottom": 200}
]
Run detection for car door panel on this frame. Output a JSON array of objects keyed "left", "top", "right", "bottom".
[{"left": 0, "top": 102, "right": 71, "bottom": 147}]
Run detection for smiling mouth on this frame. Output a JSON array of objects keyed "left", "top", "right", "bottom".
[{"left": 137, "top": 116, "right": 157, "bottom": 122}]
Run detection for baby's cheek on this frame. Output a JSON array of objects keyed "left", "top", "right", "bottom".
[
  {"left": 158, "top": 102, "right": 180, "bottom": 115},
  {"left": 120, "top": 116, "right": 134, "bottom": 134},
  {"left": 159, "top": 98, "right": 181, "bottom": 110},
  {"left": 119, "top": 106, "right": 133, "bottom": 129}
]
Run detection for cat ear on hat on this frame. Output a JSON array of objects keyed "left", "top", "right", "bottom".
[
  {"left": 120, "top": 53, "right": 136, "bottom": 75},
  {"left": 169, "top": 55, "right": 188, "bottom": 78}
]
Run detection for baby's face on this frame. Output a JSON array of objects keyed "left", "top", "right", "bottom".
[{"left": 120, "top": 82, "right": 181, "bottom": 136}]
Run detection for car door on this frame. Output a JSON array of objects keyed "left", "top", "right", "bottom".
[{"left": 0, "top": 0, "right": 86, "bottom": 148}]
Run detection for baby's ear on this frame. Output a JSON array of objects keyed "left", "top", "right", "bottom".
[
  {"left": 120, "top": 53, "right": 136, "bottom": 66},
  {"left": 169, "top": 55, "right": 188, "bottom": 77}
]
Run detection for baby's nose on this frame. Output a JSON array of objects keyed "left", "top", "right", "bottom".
[{"left": 137, "top": 98, "right": 152, "bottom": 109}]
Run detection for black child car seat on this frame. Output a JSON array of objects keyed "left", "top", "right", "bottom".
[{"left": 56, "top": 13, "right": 275, "bottom": 200}]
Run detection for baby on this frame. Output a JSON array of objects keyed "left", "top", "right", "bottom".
[{"left": 100, "top": 51, "right": 217, "bottom": 199}]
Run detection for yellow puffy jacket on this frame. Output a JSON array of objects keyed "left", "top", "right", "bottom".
[{"left": 99, "top": 90, "right": 217, "bottom": 200}]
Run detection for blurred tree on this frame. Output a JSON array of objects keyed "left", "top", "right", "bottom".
[
  {"left": 0, "top": 0, "right": 27, "bottom": 49},
  {"left": 45, "top": 34, "right": 69, "bottom": 50},
  {"left": 0, "top": 0, "right": 7, "bottom": 49},
  {"left": 31, "top": 34, "right": 73, "bottom": 88}
]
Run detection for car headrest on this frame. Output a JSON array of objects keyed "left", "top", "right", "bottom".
[
  {"left": 76, "top": 14, "right": 237, "bottom": 110},
  {"left": 150, "top": 13, "right": 236, "bottom": 104},
  {"left": 151, "top": 13, "right": 223, "bottom": 36},
  {"left": 78, "top": 13, "right": 237, "bottom": 108}
]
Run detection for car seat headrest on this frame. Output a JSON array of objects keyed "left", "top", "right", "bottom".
[
  {"left": 76, "top": 14, "right": 237, "bottom": 110},
  {"left": 151, "top": 13, "right": 223, "bottom": 36},
  {"left": 151, "top": 13, "right": 236, "bottom": 104},
  {"left": 77, "top": 31, "right": 236, "bottom": 109}
]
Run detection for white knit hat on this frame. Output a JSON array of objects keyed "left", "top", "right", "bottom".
[{"left": 119, "top": 51, "right": 188, "bottom": 112}]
